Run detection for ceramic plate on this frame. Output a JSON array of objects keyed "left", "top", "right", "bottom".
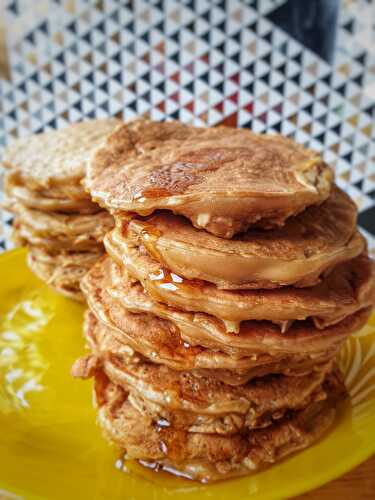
[{"left": 1, "top": 249, "right": 374, "bottom": 500}]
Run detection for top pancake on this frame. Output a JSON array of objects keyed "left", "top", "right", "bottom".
[
  {"left": 2, "top": 119, "right": 120, "bottom": 191},
  {"left": 86, "top": 119, "right": 334, "bottom": 238}
]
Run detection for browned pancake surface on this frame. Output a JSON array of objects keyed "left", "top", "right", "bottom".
[
  {"left": 87, "top": 120, "right": 333, "bottom": 237},
  {"left": 73, "top": 311, "right": 335, "bottom": 435},
  {"left": 10, "top": 203, "right": 113, "bottom": 240},
  {"left": 94, "top": 368, "right": 344, "bottom": 482},
  {"left": 2, "top": 119, "right": 120, "bottom": 190},
  {"left": 105, "top": 230, "right": 372, "bottom": 328},
  {"left": 80, "top": 258, "right": 370, "bottom": 382},
  {"left": 123, "top": 186, "right": 364, "bottom": 288}
]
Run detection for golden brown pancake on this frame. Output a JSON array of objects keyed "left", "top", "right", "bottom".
[
  {"left": 73, "top": 311, "right": 334, "bottom": 435},
  {"left": 27, "top": 251, "right": 86, "bottom": 291},
  {"left": 2, "top": 120, "right": 120, "bottom": 301},
  {"left": 4, "top": 170, "right": 91, "bottom": 201},
  {"left": 2, "top": 119, "right": 120, "bottom": 192},
  {"left": 30, "top": 246, "right": 102, "bottom": 267},
  {"left": 84, "top": 304, "right": 337, "bottom": 386},
  {"left": 86, "top": 119, "right": 333, "bottom": 238},
  {"left": 53, "top": 284, "right": 84, "bottom": 301},
  {"left": 80, "top": 258, "right": 370, "bottom": 383},
  {"left": 4, "top": 180, "right": 99, "bottom": 213},
  {"left": 10, "top": 202, "right": 113, "bottom": 241},
  {"left": 94, "top": 368, "right": 345, "bottom": 482},
  {"left": 122, "top": 186, "right": 364, "bottom": 289},
  {"left": 28, "top": 257, "right": 83, "bottom": 300},
  {"left": 105, "top": 256, "right": 374, "bottom": 348},
  {"left": 28, "top": 247, "right": 101, "bottom": 301},
  {"left": 105, "top": 229, "right": 372, "bottom": 328},
  {"left": 13, "top": 218, "right": 105, "bottom": 252}
]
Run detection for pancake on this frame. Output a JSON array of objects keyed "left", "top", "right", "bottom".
[
  {"left": 28, "top": 255, "right": 83, "bottom": 300},
  {"left": 53, "top": 284, "right": 84, "bottom": 301},
  {"left": 105, "top": 257, "right": 373, "bottom": 351},
  {"left": 78, "top": 310, "right": 341, "bottom": 386},
  {"left": 27, "top": 260, "right": 83, "bottom": 300},
  {"left": 4, "top": 170, "right": 91, "bottom": 201},
  {"left": 94, "top": 368, "right": 345, "bottom": 482},
  {"left": 80, "top": 258, "right": 370, "bottom": 383},
  {"left": 122, "top": 186, "right": 364, "bottom": 289},
  {"left": 2, "top": 120, "right": 119, "bottom": 301},
  {"left": 105, "top": 229, "right": 372, "bottom": 328},
  {"left": 2, "top": 119, "right": 120, "bottom": 192},
  {"left": 30, "top": 246, "right": 102, "bottom": 267},
  {"left": 13, "top": 219, "right": 104, "bottom": 252},
  {"left": 28, "top": 248, "right": 101, "bottom": 301},
  {"left": 10, "top": 203, "right": 114, "bottom": 240},
  {"left": 4, "top": 181, "right": 99, "bottom": 213},
  {"left": 27, "top": 251, "right": 90, "bottom": 287},
  {"left": 86, "top": 120, "right": 333, "bottom": 238},
  {"left": 73, "top": 312, "right": 333, "bottom": 435}
]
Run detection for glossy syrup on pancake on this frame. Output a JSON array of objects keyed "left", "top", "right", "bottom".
[
  {"left": 80, "top": 257, "right": 371, "bottom": 384},
  {"left": 104, "top": 256, "right": 373, "bottom": 354},
  {"left": 93, "top": 367, "right": 345, "bottom": 482},
  {"left": 72, "top": 311, "right": 335, "bottom": 436},
  {"left": 120, "top": 186, "right": 364, "bottom": 289},
  {"left": 104, "top": 229, "right": 372, "bottom": 329}
]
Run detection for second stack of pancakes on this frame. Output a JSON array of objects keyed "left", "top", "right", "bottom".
[
  {"left": 73, "top": 119, "right": 375, "bottom": 481},
  {"left": 2, "top": 120, "right": 118, "bottom": 300}
]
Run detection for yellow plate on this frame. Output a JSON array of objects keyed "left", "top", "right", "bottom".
[{"left": 1, "top": 248, "right": 375, "bottom": 500}]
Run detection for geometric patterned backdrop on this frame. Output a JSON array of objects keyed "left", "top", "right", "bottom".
[{"left": 1, "top": 0, "right": 374, "bottom": 255}]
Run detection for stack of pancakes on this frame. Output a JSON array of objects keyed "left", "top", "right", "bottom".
[
  {"left": 73, "top": 119, "right": 375, "bottom": 482},
  {"left": 2, "top": 120, "right": 118, "bottom": 300}
]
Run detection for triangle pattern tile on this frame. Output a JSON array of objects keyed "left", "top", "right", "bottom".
[{"left": 0, "top": 0, "right": 375, "bottom": 252}]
